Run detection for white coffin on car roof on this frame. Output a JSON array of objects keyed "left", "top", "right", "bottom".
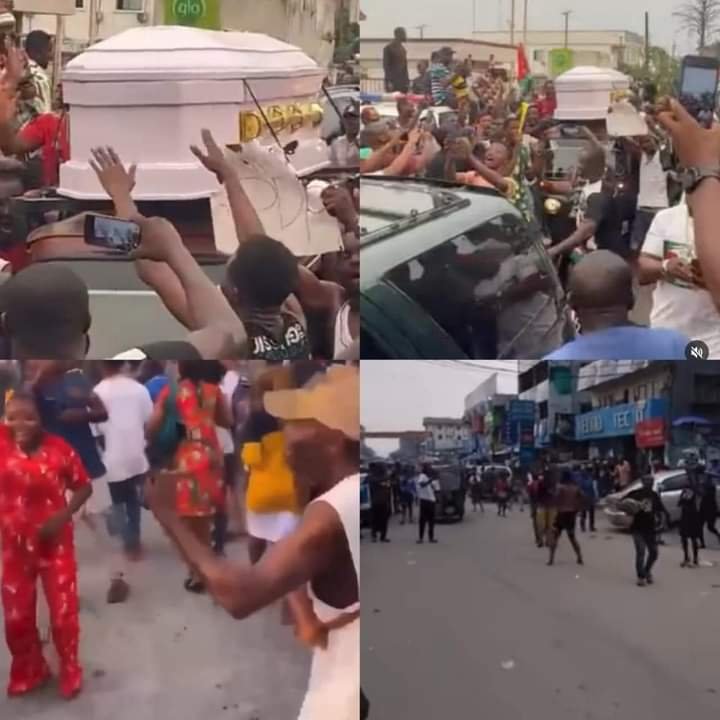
[
  {"left": 554, "top": 66, "right": 631, "bottom": 121},
  {"left": 60, "top": 26, "right": 329, "bottom": 201}
]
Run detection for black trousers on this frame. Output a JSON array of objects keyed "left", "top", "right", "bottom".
[
  {"left": 633, "top": 531, "right": 659, "bottom": 579},
  {"left": 419, "top": 499, "right": 436, "bottom": 541},
  {"left": 371, "top": 505, "right": 390, "bottom": 540},
  {"left": 681, "top": 533, "right": 700, "bottom": 563},
  {"left": 580, "top": 505, "right": 596, "bottom": 531}
]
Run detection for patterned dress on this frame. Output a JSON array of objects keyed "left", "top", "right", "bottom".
[
  {"left": 0, "top": 427, "right": 89, "bottom": 697},
  {"left": 158, "top": 381, "right": 225, "bottom": 518}
]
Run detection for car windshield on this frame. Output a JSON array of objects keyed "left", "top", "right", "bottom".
[{"left": 383, "top": 212, "right": 566, "bottom": 358}]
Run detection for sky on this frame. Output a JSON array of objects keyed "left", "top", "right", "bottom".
[
  {"left": 361, "top": 0, "right": 696, "bottom": 55},
  {"left": 361, "top": 360, "right": 518, "bottom": 455}
]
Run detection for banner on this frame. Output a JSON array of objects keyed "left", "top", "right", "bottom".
[
  {"left": 549, "top": 48, "right": 574, "bottom": 78},
  {"left": 164, "top": 0, "right": 221, "bottom": 29},
  {"left": 635, "top": 419, "right": 665, "bottom": 449}
]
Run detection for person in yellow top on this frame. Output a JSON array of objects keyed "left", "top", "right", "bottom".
[
  {"left": 449, "top": 60, "right": 471, "bottom": 110},
  {"left": 241, "top": 362, "right": 327, "bottom": 647}
]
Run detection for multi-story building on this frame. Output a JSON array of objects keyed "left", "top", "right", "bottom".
[
  {"left": 518, "top": 361, "right": 591, "bottom": 455},
  {"left": 422, "top": 417, "right": 471, "bottom": 453},
  {"left": 471, "top": 29, "right": 645, "bottom": 76},
  {"left": 573, "top": 361, "right": 672, "bottom": 468},
  {"left": 20, "top": 0, "right": 350, "bottom": 65}
]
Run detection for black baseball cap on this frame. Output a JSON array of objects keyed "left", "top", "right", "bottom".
[
  {"left": 0, "top": 264, "right": 90, "bottom": 354},
  {"left": 439, "top": 46, "right": 455, "bottom": 57}
]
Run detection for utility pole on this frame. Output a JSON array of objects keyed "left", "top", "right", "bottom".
[
  {"left": 473, "top": 0, "right": 476, "bottom": 33},
  {"left": 562, "top": 10, "right": 571, "bottom": 49},
  {"left": 414, "top": 24, "right": 429, "bottom": 40},
  {"left": 644, "top": 11, "right": 650, "bottom": 73},
  {"left": 510, "top": 0, "right": 516, "bottom": 45},
  {"left": 523, "top": 0, "right": 528, "bottom": 45},
  {"left": 88, "top": 0, "right": 99, "bottom": 46}
]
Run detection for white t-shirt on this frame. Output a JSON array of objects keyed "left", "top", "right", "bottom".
[
  {"left": 94, "top": 375, "right": 153, "bottom": 484},
  {"left": 637, "top": 152, "right": 669, "bottom": 209},
  {"left": 642, "top": 203, "right": 720, "bottom": 355},
  {"left": 415, "top": 473, "right": 436, "bottom": 502},
  {"left": 216, "top": 370, "right": 239, "bottom": 455}
]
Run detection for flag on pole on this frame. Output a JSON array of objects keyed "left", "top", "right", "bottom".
[{"left": 516, "top": 44, "right": 533, "bottom": 97}]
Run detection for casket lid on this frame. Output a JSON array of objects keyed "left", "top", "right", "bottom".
[
  {"left": 63, "top": 26, "right": 324, "bottom": 83},
  {"left": 555, "top": 65, "right": 630, "bottom": 89}
]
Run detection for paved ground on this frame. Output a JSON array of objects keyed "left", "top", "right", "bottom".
[
  {"left": 362, "top": 503, "right": 720, "bottom": 720},
  {"left": 0, "top": 511, "right": 310, "bottom": 720}
]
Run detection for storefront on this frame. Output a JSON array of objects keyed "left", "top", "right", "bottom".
[{"left": 574, "top": 399, "right": 668, "bottom": 468}]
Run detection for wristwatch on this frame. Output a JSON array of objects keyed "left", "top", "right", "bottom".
[{"left": 680, "top": 166, "right": 720, "bottom": 194}]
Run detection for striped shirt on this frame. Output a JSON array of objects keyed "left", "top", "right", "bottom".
[{"left": 430, "top": 63, "right": 450, "bottom": 105}]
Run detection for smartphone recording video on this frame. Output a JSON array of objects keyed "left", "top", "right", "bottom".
[
  {"left": 679, "top": 55, "right": 719, "bottom": 128},
  {"left": 84, "top": 213, "right": 141, "bottom": 253}
]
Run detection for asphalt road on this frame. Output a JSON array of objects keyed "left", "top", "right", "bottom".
[
  {"left": 362, "top": 502, "right": 720, "bottom": 720},
  {"left": 0, "top": 509, "right": 310, "bottom": 720}
]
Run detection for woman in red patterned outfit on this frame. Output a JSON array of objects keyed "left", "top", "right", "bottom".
[
  {"left": 0, "top": 391, "right": 92, "bottom": 699},
  {"left": 148, "top": 361, "right": 231, "bottom": 593}
]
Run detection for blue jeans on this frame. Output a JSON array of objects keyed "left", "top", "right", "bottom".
[
  {"left": 632, "top": 531, "right": 658, "bottom": 580},
  {"left": 108, "top": 475, "right": 143, "bottom": 552}
]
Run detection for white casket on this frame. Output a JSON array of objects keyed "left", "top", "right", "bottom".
[
  {"left": 60, "top": 26, "right": 329, "bottom": 201},
  {"left": 554, "top": 66, "right": 631, "bottom": 121}
]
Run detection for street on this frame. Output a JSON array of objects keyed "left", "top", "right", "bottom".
[
  {"left": 362, "top": 502, "right": 720, "bottom": 720},
  {"left": 0, "top": 512, "right": 310, "bottom": 720}
]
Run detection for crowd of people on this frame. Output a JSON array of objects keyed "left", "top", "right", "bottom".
[
  {"left": 0, "top": 359, "right": 360, "bottom": 718},
  {"left": 366, "top": 29, "right": 720, "bottom": 359},
  {"left": 0, "top": 32, "right": 360, "bottom": 361}
]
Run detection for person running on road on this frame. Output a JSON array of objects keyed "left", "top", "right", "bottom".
[
  {"left": 678, "top": 476, "right": 703, "bottom": 568},
  {"left": 416, "top": 463, "right": 438, "bottom": 544},
  {"left": 399, "top": 465, "right": 416, "bottom": 524},
  {"left": 577, "top": 463, "right": 598, "bottom": 532},
  {"left": 534, "top": 466, "right": 558, "bottom": 548},
  {"left": 495, "top": 472, "right": 510, "bottom": 517},
  {"left": 547, "top": 470, "right": 584, "bottom": 567},
  {"left": 469, "top": 468, "right": 485, "bottom": 513},
  {"left": 626, "top": 474, "right": 670, "bottom": 587},
  {"left": 368, "top": 462, "right": 392, "bottom": 543}
]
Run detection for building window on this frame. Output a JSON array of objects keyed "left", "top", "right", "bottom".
[
  {"left": 76, "top": 0, "right": 84, "bottom": 9},
  {"left": 116, "top": 0, "right": 143, "bottom": 10}
]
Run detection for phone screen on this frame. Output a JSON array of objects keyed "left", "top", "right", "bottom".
[
  {"left": 680, "top": 60, "right": 719, "bottom": 127},
  {"left": 84, "top": 214, "right": 141, "bottom": 253}
]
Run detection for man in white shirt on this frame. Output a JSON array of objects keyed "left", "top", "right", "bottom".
[
  {"left": 94, "top": 361, "right": 153, "bottom": 569},
  {"left": 639, "top": 199, "right": 720, "bottom": 356},
  {"left": 630, "top": 134, "right": 671, "bottom": 252},
  {"left": 415, "top": 464, "right": 439, "bottom": 544}
]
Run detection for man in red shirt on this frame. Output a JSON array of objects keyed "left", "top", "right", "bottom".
[
  {"left": 0, "top": 390, "right": 92, "bottom": 699},
  {"left": 537, "top": 80, "right": 557, "bottom": 119}
]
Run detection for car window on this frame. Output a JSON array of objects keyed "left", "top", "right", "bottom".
[
  {"left": 385, "top": 213, "right": 564, "bottom": 358},
  {"left": 659, "top": 473, "right": 689, "bottom": 492}
]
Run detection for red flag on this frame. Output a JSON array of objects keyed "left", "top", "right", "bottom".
[{"left": 516, "top": 43, "right": 530, "bottom": 81}]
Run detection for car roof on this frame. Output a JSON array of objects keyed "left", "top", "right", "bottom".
[{"left": 360, "top": 176, "right": 514, "bottom": 285}]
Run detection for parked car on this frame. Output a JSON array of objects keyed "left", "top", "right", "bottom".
[
  {"left": 322, "top": 84, "right": 360, "bottom": 144},
  {"left": 364, "top": 102, "right": 458, "bottom": 132},
  {"left": 433, "top": 464, "right": 467, "bottom": 522},
  {"left": 604, "top": 469, "right": 720, "bottom": 531},
  {"left": 477, "top": 464, "right": 513, "bottom": 499},
  {"left": 360, "top": 177, "right": 572, "bottom": 359}
]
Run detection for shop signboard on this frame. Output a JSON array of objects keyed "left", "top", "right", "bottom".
[
  {"left": 509, "top": 400, "right": 536, "bottom": 422},
  {"left": 164, "top": 0, "right": 221, "bottom": 29},
  {"left": 575, "top": 399, "right": 667, "bottom": 441},
  {"left": 635, "top": 419, "right": 665, "bottom": 448},
  {"left": 549, "top": 48, "right": 574, "bottom": 78}
]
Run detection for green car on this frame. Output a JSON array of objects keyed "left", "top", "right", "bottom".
[{"left": 360, "top": 177, "right": 572, "bottom": 359}]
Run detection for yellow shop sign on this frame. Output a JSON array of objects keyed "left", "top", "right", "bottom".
[{"left": 239, "top": 102, "right": 324, "bottom": 142}]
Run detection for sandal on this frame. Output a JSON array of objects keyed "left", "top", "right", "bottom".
[{"left": 183, "top": 577, "right": 205, "bottom": 594}]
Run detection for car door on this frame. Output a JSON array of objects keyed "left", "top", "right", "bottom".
[
  {"left": 381, "top": 214, "right": 568, "bottom": 358},
  {"left": 658, "top": 472, "right": 689, "bottom": 524}
]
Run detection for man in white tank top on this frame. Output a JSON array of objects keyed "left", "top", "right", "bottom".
[{"left": 144, "top": 365, "right": 360, "bottom": 720}]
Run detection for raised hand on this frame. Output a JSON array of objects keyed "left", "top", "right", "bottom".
[
  {"left": 190, "top": 128, "right": 231, "bottom": 182},
  {"left": 89, "top": 146, "right": 137, "bottom": 200}
]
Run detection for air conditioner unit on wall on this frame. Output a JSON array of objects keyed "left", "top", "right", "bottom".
[{"left": 137, "top": 11, "right": 149, "bottom": 23}]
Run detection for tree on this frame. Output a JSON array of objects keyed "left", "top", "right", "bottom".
[
  {"left": 620, "top": 46, "right": 680, "bottom": 97},
  {"left": 674, "top": 0, "right": 720, "bottom": 50}
]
